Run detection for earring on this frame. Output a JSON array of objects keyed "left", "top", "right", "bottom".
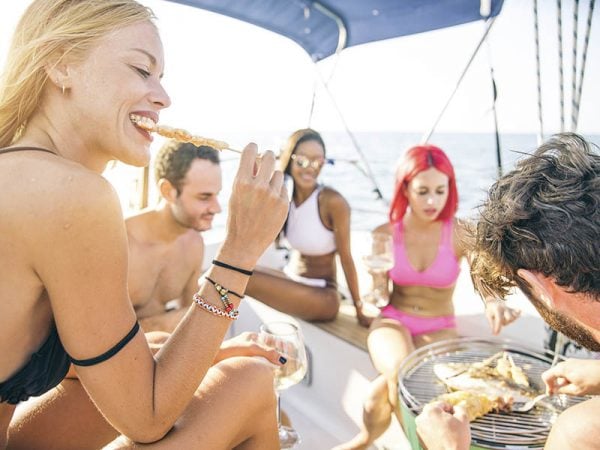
[{"left": 61, "top": 84, "right": 65, "bottom": 95}]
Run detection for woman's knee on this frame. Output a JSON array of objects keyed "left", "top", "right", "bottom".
[
  {"left": 322, "top": 296, "right": 340, "bottom": 321},
  {"left": 547, "top": 399, "right": 600, "bottom": 449},
  {"left": 213, "top": 357, "right": 277, "bottom": 410}
]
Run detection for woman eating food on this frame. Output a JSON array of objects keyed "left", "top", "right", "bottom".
[{"left": 0, "top": 1, "right": 288, "bottom": 448}]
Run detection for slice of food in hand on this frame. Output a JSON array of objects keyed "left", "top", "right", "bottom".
[{"left": 430, "top": 391, "right": 510, "bottom": 421}]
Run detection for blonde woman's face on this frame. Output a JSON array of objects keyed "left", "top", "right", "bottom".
[
  {"left": 405, "top": 167, "right": 449, "bottom": 222},
  {"left": 64, "top": 21, "right": 170, "bottom": 168}
]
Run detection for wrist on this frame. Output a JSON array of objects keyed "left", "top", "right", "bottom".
[{"left": 217, "top": 241, "right": 259, "bottom": 271}]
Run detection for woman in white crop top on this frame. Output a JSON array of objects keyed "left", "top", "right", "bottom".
[{"left": 246, "top": 129, "right": 371, "bottom": 326}]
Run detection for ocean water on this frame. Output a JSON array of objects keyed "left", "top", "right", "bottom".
[{"left": 105, "top": 131, "right": 600, "bottom": 236}]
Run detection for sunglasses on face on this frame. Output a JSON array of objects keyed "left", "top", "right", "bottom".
[{"left": 290, "top": 154, "right": 326, "bottom": 170}]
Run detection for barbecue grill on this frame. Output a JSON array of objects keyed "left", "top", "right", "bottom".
[{"left": 397, "top": 337, "right": 589, "bottom": 449}]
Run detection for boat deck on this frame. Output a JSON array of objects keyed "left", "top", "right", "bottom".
[{"left": 211, "top": 230, "right": 547, "bottom": 450}]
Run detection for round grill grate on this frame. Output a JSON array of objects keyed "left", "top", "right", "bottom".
[{"left": 398, "top": 337, "right": 590, "bottom": 449}]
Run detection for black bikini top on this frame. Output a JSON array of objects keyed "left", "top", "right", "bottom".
[
  {"left": 0, "top": 146, "right": 140, "bottom": 404},
  {"left": 0, "top": 325, "right": 70, "bottom": 405}
]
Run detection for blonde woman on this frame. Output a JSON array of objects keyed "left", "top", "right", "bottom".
[{"left": 0, "top": 1, "right": 288, "bottom": 448}]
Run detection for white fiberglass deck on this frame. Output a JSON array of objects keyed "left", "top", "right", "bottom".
[{"left": 211, "top": 230, "right": 547, "bottom": 450}]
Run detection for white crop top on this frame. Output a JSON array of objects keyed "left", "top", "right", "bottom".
[{"left": 283, "top": 186, "right": 337, "bottom": 256}]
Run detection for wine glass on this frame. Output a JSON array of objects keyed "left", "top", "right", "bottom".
[
  {"left": 362, "top": 232, "right": 394, "bottom": 307},
  {"left": 258, "top": 321, "right": 308, "bottom": 449}
]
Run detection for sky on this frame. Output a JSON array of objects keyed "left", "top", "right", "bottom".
[{"left": 1, "top": 0, "right": 598, "bottom": 136}]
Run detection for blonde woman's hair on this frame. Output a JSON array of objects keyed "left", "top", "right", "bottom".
[{"left": 0, "top": 0, "right": 155, "bottom": 147}]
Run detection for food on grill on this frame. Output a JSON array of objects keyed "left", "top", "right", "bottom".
[
  {"left": 130, "top": 114, "right": 229, "bottom": 151},
  {"left": 431, "top": 351, "right": 538, "bottom": 419},
  {"left": 495, "top": 352, "right": 530, "bottom": 388},
  {"left": 431, "top": 391, "right": 510, "bottom": 421}
]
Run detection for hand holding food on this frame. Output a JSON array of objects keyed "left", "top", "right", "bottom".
[
  {"left": 220, "top": 145, "right": 289, "bottom": 267},
  {"left": 542, "top": 358, "right": 600, "bottom": 396},
  {"left": 130, "top": 115, "right": 289, "bottom": 267},
  {"left": 416, "top": 401, "right": 471, "bottom": 450}
]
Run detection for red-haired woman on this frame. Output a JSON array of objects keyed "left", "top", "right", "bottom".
[{"left": 336, "top": 144, "right": 521, "bottom": 450}]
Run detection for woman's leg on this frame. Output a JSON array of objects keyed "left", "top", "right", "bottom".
[
  {"left": 7, "top": 379, "right": 118, "bottom": 450},
  {"left": 246, "top": 269, "right": 339, "bottom": 321},
  {"left": 8, "top": 357, "right": 278, "bottom": 450},
  {"left": 103, "top": 356, "right": 278, "bottom": 450},
  {"left": 545, "top": 397, "right": 600, "bottom": 450},
  {"left": 7, "top": 332, "right": 173, "bottom": 450},
  {"left": 333, "top": 316, "right": 414, "bottom": 450}
]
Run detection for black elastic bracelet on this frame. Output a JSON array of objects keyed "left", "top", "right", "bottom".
[
  {"left": 212, "top": 259, "right": 254, "bottom": 276},
  {"left": 70, "top": 322, "right": 140, "bottom": 367},
  {"left": 205, "top": 276, "right": 245, "bottom": 299}
]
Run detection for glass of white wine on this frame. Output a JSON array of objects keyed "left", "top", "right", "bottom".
[
  {"left": 259, "top": 321, "right": 308, "bottom": 449},
  {"left": 362, "top": 232, "right": 394, "bottom": 307}
]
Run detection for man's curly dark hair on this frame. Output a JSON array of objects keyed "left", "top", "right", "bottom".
[
  {"left": 153, "top": 140, "right": 220, "bottom": 195},
  {"left": 470, "top": 133, "right": 600, "bottom": 302}
]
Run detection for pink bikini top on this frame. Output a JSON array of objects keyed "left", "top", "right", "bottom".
[{"left": 388, "top": 219, "right": 460, "bottom": 289}]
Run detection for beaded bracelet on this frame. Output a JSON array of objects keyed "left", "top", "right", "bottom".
[
  {"left": 205, "top": 276, "right": 244, "bottom": 299},
  {"left": 212, "top": 259, "right": 253, "bottom": 276},
  {"left": 193, "top": 293, "right": 239, "bottom": 320}
]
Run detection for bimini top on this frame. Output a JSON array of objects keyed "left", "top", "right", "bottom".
[{"left": 163, "top": 0, "right": 504, "bottom": 61}]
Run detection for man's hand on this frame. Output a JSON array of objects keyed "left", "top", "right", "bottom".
[
  {"left": 213, "top": 331, "right": 285, "bottom": 366},
  {"left": 485, "top": 300, "right": 521, "bottom": 335},
  {"left": 543, "top": 358, "right": 600, "bottom": 396},
  {"left": 416, "top": 402, "right": 471, "bottom": 450}
]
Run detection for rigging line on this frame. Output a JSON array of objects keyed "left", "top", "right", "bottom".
[
  {"left": 485, "top": 33, "right": 502, "bottom": 177},
  {"left": 308, "top": 75, "right": 318, "bottom": 127},
  {"left": 305, "top": 1, "right": 386, "bottom": 204},
  {"left": 420, "top": 16, "right": 497, "bottom": 144},
  {"left": 558, "top": 0, "right": 565, "bottom": 132},
  {"left": 307, "top": 2, "right": 344, "bottom": 127},
  {"left": 573, "top": 0, "right": 596, "bottom": 130},
  {"left": 570, "top": 0, "right": 580, "bottom": 131},
  {"left": 308, "top": 52, "right": 342, "bottom": 127},
  {"left": 534, "top": 0, "right": 545, "bottom": 145},
  {"left": 312, "top": 63, "right": 386, "bottom": 204}
]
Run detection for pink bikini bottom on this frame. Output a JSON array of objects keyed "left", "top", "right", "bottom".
[{"left": 380, "top": 304, "right": 456, "bottom": 336}]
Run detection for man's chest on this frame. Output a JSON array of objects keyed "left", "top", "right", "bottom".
[{"left": 128, "top": 244, "right": 196, "bottom": 307}]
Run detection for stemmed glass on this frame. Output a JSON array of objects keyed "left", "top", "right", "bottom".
[
  {"left": 362, "top": 232, "right": 394, "bottom": 307},
  {"left": 259, "top": 321, "right": 308, "bottom": 449}
]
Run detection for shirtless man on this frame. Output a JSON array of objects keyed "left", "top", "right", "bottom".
[
  {"left": 416, "top": 133, "right": 600, "bottom": 450},
  {"left": 127, "top": 139, "right": 221, "bottom": 332}
]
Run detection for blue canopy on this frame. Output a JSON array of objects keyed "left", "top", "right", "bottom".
[{"left": 162, "top": 0, "right": 504, "bottom": 61}]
